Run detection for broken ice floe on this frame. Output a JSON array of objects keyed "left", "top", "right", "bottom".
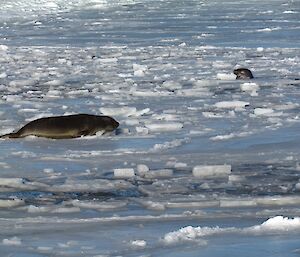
[
  {"left": 240, "top": 82, "right": 260, "bottom": 96},
  {"left": 162, "top": 216, "right": 300, "bottom": 245},
  {"left": 214, "top": 101, "right": 249, "bottom": 109},
  {"left": 130, "top": 240, "right": 147, "bottom": 249},
  {"left": 216, "top": 73, "right": 236, "bottom": 80},
  {"left": 192, "top": 165, "right": 231, "bottom": 178},
  {"left": 114, "top": 168, "right": 135, "bottom": 178},
  {"left": 145, "top": 122, "right": 183, "bottom": 132},
  {"left": 2, "top": 237, "right": 22, "bottom": 246},
  {"left": 100, "top": 107, "right": 149, "bottom": 117}
]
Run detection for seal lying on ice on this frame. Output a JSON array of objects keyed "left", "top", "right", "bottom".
[
  {"left": 0, "top": 114, "right": 119, "bottom": 139},
  {"left": 233, "top": 68, "right": 254, "bottom": 79}
]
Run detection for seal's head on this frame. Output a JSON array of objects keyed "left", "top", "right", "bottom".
[{"left": 234, "top": 68, "right": 254, "bottom": 79}]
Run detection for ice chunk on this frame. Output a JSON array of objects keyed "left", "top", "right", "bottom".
[
  {"left": 114, "top": 168, "right": 135, "bottom": 178},
  {"left": 130, "top": 240, "right": 147, "bottom": 248},
  {"left": 145, "top": 122, "right": 183, "bottom": 132},
  {"left": 257, "top": 47, "right": 264, "bottom": 52},
  {"left": 163, "top": 226, "right": 216, "bottom": 245},
  {"left": 98, "top": 57, "right": 118, "bottom": 63},
  {"left": 215, "top": 101, "right": 249, "bottom": 109},
  {"left": 162, "top": 81, "right": 182, "bottom": 90},
  {"left": 100, "top": 106, "right": 137, "bottom": 117},
  {"left": 162, "top": 216, "right": 300, "bottom": 245},
  {"left": 136, "top": 164, "right": 149, "bottom": 176},
  {"left": 257, "top": 27, "right": 281, "bottom": 32},
  {"left": 0, "top": 178, "right": 25, "bottom": 187},
  {"left": 44, "top": 79, "right": 64, "bottom": 86},
  {"left": 0, "top": 45, "right": 8, "bottom": 51},
  {"left": 133, "top": 63, "right": 147, "bottom": 77},
  {"left": 220, "top": 199, "right": 257, "bottom": 207},
  {"left": 216, "top": 73, "right": 236, "bottom": 80},
  {"left": 46, "top": 89, "right": 62, "bottom": 98},
  {"left": 254, "top": 108, "right": 274, "bottom": 116},
  {"left": 44, "top": 2, "right": 58, "bottom": 8},
  {"left": 2, "top": 237, "right": 22, "bottom": 246},
  {"left": 71, "top": 199, "right": 128, "bottom": 210},
  {"left": 192, "top": 165, "right": 231, "bottom": 178},
  {"left": 247, "top": 216, "right": 300, "bottom": 233},
  {"left": 135, "top": 126, "right": 149, "bottom": 135},
  {"left": 240, "top": 82, "right": 260, "bottom": 93},
  {"left": 0, "top": 72, "right": 7, "bottom": 78},
  {"left": 0, "top": 199, "right": 25, "bottom": 208},
  {"left": 52, "top": 179, "right": 132, "bottom": 193},
  {"left": 151, "top": 138, "right": 189, "bottom": 152},
  {"left": 143, "top": 169, "right": 173, "bottom": 178},
  {"left": 138, "top": 200, "right": 166, "bottom": 211}
]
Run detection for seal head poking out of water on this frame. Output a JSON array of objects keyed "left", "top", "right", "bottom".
[
  {"left": 233, "top": 68, "right": 254, "bottom": 79},
  {"left": 0, "top": 114, "right": 119, "bottom": 139}
]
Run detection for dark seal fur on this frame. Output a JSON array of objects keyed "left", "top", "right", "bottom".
[
  {"left": 0, "top": 114, "right": 119, "bottom": 139},
  {"left": 233, "top": 68, "right": 254, "bottom": 79}
]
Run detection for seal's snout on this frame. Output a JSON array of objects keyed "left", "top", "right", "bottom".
[{"left": 112, "top": 118, "right": 119, "bottom": 129}]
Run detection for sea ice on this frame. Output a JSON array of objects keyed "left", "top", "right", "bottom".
[
  {"left": 192, "top": 165, "right": 232, "bottom": 178},
  {"left": 130, "top": 240, "right": 147, "bottom": 248},
  {"left": 100, "top": 107, "right": 137, "bottom": 117},
  {"left": 145, "top": 122, "right": 183, "bottom": 132},
  {"left": 240, "top": 82, "right": 260, "bottom": 95},
  {"left": 215, "top": 101, "right": 249, "bottom": 109},
  {"left": 162, "top": 216, "right": 300, "bottom": 245},
  {"left": 2, "top": 237, "right": 22, "bottom": 246},
  {"left": 114, "top": 168, "right": 135, "bottom": 178},
  {"left": 254, "top": 108, "right": 274, "bottom": 116},
  {"left": 216, "top": 73, "right": 236, "bottom": 80}
]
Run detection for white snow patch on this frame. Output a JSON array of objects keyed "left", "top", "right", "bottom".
[
  {"left": 143, "top": 169, "right": 173, "bottom": 179},
  {"left": 0, "top": 45, "right": 8, "bottom": 51},
  {"left": 130, "top": 240, "right": 147, "bottom": 248},
  {"left": 210, "top": 131, "right": 251, "bottom": 141},
  {"left": 216, "top": 73, "right": 236, "bottom": 80},
  {"left": 71, "top": 199, "right": 127, "bottom": 210},
  {"left": 100, "top": 107, "right": 138, "bottom": 117},
  {"left": 247, "top": 216, "right": 300, "bottom": 233},
  {"left": 162, "top": 81, "right": 182, "bottom": 90},
  {"left": 0, "top": 72, "right": 7, "bottom": 78},
  {"left": 150, "top": 138, "right": 189, "bottom": 152},
  {"left": 163, "top": 225, "right": 220, "bottom": 245},
  {"left": 254, "top": 108, "right": 275, "bottom": 116},
  {"left": 162, "top": 216, "right": 300, "bottom": 245},
  {"left": 257, "top": 47, "right": 264, "bottom": 52},
  {"left": 0, "top": 199, "right": 25, "bottom": 208},
  {"left": 0, "top": 178, "right": 26, "bottom": 187},
  {"left": 145, "top": 122, "right": 183, "bottom": 132},
  {"left": 240, "top": 82, "right": 260, "bottom": 96},
  {"left": 133, "top": 63, "right": 147, "bottom": 77},
  {"left": 51, "top": 179, "right": 132, "bottom": 193},
  {"left": 138, "top": 200, "right": 166, "bottom": 211},
  {"left": 283, "top": 10, "right": 298, "bottom": 14},
  {"left": 192, "top": 165, "right": 231, "bottom": 178},
  {"left": 215, "top": 101, "right": 249, "bottom": 109},
  {"left": 136, "top": 164, "right": 149, "bottom": 176},
  {"left": 135, "top": 126, "right": 149, "bottom": 135},
  {"left": 257, "top": 27, "right": 281, "bottom": 32},
  {"left": 2, "top": 237, "right": 22, "bottom": 246},
  {"left": 114, "top": 168, "right": 135, "bottom": 178}
]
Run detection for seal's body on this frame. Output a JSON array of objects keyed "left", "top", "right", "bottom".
[
  {"left": 234, "top": 68, "right": 254, "bottom": 79},
  {"left": 0, "top": 114, "right": 119, "bottom": 139}
]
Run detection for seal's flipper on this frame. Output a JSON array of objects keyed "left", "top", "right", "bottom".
[{"left": 0, "top": 132, "right": 20, "bottom": 139}]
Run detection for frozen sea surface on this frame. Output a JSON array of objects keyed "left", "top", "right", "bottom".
[{"left": 0, "top": 0, "right": 300, "bottom": 256}]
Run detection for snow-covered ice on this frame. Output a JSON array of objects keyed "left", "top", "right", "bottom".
[{"left": 0, "top": 0, "right": 300, "bottom": 256}]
